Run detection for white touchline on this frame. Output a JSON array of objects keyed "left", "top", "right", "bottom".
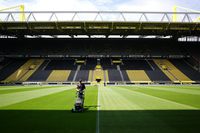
[{"left": 96, "top": 85, "right": 100, "bottom": 133}]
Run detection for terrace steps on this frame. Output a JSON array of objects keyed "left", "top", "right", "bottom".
[
  {"left": 153, "top": 59, "right": 194, "bottom": 83},
  {"left": 4, "top": 59, "right": 44, "bottom": 82},
  {"left": 46, "top": 70, "right": 71, "bottom": 82},
  {"left": 126, "top": 70, "right": 151, "bottom": 83}
]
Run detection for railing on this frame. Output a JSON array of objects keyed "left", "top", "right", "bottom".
[
  {"left": 1, "top": 81, "right": 200, "bottom": 85},
  {"left": 0, "top": 11, "right": 200, "bottom": 22}
]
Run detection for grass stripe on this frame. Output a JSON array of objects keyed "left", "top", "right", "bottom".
[
  {"left": 0, "top": 86, "right": 75, "bottom": 108},
  {"left": 119, "top": 85, "right": 200, "bottom": 91},
  {"left": 0, "top": 86, "right": 98, "bottom": 133},
  {"left": 138, "top": 86, "right": 200, "bottom": 95},
  {"left": 1, "top": 88, "right": 76, "bottom": 110},
  {"left": 0, "top": 85, "right": 55, "bottom": 90},
  {"left": 1, "top": 86, "right": 97, "bottom": 110},
  {"left": 150, "top": 85, "right": 200, "bottom": 90},
  {"left": 119, "top": 86, "right": 200, "bottom": 109},
  {"left": 98, "top": 85, "right": 200, "bottom": 133},
  {"left": 0, "top": 86, "right": 62, "bottom": 95},
  {"left": 100, "top": 86, "right": 142, "bottom": 110},
  {"left": 114, "top": 86, "right": 197, "bottom": 110}
]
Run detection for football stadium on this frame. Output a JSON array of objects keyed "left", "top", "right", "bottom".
[{"left": 0, "top": 0, "right": 200, "bottom": 133}]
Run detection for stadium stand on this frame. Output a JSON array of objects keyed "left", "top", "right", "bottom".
[
  {"left": 104, "top": 70, "right": 109, "bottom": 83},
  {"left": 75, "top": 70, "right": 89, "bottom": 82},
  {"left": 45, "top": 59, "right": 76, "bottom": 70},
  {"left": 145, "top": 60, "right": 171, "bottom": 82},
  {"left": 0, "top": 59, "right": 27, "bottom": 82},
  {"left": 88, "top": 70, "right": 93, "bottom": 82},
  {"left": 0, "top": 58, "right": 10, "bottom": 71},
  {"left": 126, "top": 70, "right": 152, "bottom": 84},
  {"left": 0, "top": 38, "right": 199, "bottom": 84},
  {"left": 0, "top": 38, "right": 184, "bottom": 57},
  {"left": 28, "top": 60, "right": 52, "bottom": 81},
  {"left": 88, "top": 65, "right": 104, "bottom": 82},
  {"left": 81, "top": 58, "right": 97, "bottom": 70},
  {"left": 46, "top": 70, "right": 71, "bottom": 82},
  {"left": 92, "top": 69, "right": 105, "bottom": 82},
  {"left": 154, "top": 59, "right": 180, "bottom": 82},
  {"left": 108, "top": 70, "right": 122, "bottom": 81},
  {"left": 121, "top": 70, "right": 130, "bottom": 82},
  {"left": 18, "top": 59, "right": 44, "bottom": 81},
  {"left": 3, "top": 59, "right": 43, "bottom": 82},
  {"left": 154, "top": 59, "right": 194, "bottom": 83},
  {"left": 99, "top": 58, "right": 121, "bottom": 82},
  {"left": 170, "top": 59, "right": 200, "bottom": 81},
  {"left": 67, "top": 70, "right": 76, "bottom": 81},
  {"left": 101, "top": 58, "right": 116, "bottom": 69},
  {"left": 120, "top": 59, "right": 152, "bottom": 70}
]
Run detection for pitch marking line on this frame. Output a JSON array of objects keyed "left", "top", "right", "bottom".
[{"left": 96, "top": 85, "right": 100, "bottom": 133}]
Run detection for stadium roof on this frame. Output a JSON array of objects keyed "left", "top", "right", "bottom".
[{"left": 0, "top": 11, "right": 200, "bottom": 38}]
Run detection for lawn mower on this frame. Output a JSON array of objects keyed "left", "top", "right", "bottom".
[{"left": 72, "top": 89, "right": 85, "bottom": 112}]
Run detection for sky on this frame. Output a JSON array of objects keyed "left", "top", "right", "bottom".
[{"left": 0, "top": 0, "right": 200, "bottom": 12}]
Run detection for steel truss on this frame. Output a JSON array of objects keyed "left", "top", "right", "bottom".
[{"left": 0, "top": 11, "right": 200, "bottom": 37}]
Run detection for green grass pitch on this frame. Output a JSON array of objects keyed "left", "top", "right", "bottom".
[{"left": 0, "top": 85, "right": 200, "bottom": 133}]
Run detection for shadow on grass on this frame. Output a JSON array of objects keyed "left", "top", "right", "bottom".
[
  {"left": 0, "top": 110, "right": 200, "bottom": 133},
  {"left": 84, "top": 105, "right": 99, "bottom": 111}
]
